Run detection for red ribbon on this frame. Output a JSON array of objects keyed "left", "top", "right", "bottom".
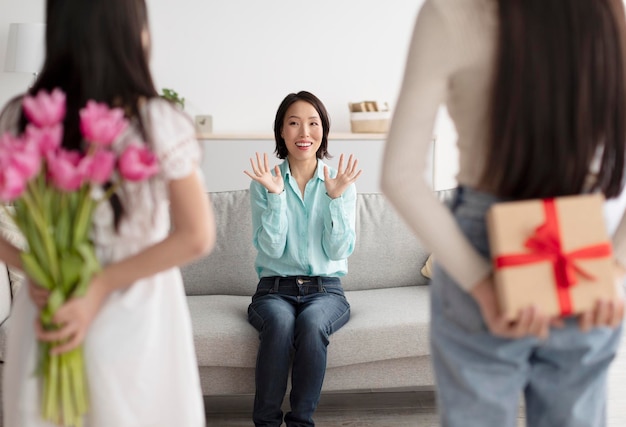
[{"left": 494, "top": 198, "right": 612, "bottom": 316}]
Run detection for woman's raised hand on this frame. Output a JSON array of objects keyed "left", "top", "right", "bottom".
[
  {"left": 244, "top": 152, "right": 284, "bottom": 194},
  {"left": 324, "top": 154, "right": 362, "bottom": 199}
]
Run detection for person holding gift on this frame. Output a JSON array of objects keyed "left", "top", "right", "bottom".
[
  {"left": 0, "top": 0, "right": 216, "bottom": 425},
  {"left": 382, "top": 0, "right": 626, "bottom": 426},
  {"left": 244, "top": 91, "right": 361, "bottom": 427}
]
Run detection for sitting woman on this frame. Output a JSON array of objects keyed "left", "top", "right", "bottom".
[{"left": 244, "top": 90, "right": 361, "bottom": 427}]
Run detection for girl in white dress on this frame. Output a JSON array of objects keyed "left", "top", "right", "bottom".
[{"left": 0, "top": 0, "right": 216, "bottom": 426}]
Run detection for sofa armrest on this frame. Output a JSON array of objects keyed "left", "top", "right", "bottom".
[{"left": 0, "top": 262, "right": 11, "bottom": 325}]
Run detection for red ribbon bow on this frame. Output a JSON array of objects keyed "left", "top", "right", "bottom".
[{"left": 494, "top": 198, "right": 612, "bottom": 316}]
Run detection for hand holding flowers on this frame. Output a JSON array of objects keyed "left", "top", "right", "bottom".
[{"left": 0, "top": 88, "right": 159, "bottom": 426}]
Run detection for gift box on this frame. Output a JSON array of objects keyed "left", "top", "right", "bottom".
[{"left": 486, "top": 194, "right": 616, "bottom": 319}]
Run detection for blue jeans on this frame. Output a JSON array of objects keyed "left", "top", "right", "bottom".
[
  {"left": 431, "top": 186, "right": 623, "bottom": 427},
  {"left": 248, "top": 276, "right": 350, "bottom": 427}
]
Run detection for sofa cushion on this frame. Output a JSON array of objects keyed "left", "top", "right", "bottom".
[{"left": 188, "top": 286, "right": 431, "bottom": 369}]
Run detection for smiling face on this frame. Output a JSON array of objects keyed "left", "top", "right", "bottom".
[{"left": 280, "top": 100, "right": 324, "bottom": 163}]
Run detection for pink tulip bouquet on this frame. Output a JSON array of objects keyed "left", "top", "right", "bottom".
[{"left": 0, "top": 88, "right": 159, "bottom": 426}]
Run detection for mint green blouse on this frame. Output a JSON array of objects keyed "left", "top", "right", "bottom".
[{"left": 250, "top": 159, "right": 357, "bottom": 278}]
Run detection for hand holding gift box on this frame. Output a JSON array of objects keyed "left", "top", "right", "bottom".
[{"left": 486, "top": 194, "right": 619, "bottom": 320}]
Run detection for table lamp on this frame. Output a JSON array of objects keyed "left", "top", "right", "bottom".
[{"left": 4, "top": 23, "right": 46, "bottom": 85}]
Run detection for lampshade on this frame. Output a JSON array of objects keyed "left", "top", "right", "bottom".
[{"left": 4, "top": 23, "right": 45, "bottom": 74}]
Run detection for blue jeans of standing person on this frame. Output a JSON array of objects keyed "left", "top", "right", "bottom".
[
  {"left": 248, "top": 276, "right": 351, "bottom": 427},
  {"left": 431, "top": 186, "right": 623, "bottom": 427}
]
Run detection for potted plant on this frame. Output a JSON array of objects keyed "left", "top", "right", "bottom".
[{"left": 161, "top": 88, "right": 185, "bottom": 110}]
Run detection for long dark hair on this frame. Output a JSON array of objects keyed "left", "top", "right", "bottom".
[
  {"left": 22, "top": 0, "right": 159, "bottom": 150},
  {"left": 481, "top": 0, "right": 626, "bottom": 199},
  {"left": 15, "top": 0, "right": 160, "bottom": 224},
  {"left": 273, "top": 91, "right": 332, "bottom": 160}
]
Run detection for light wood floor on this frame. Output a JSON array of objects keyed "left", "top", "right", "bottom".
[{"left": 206, "top": 328, "right": 626, "bottom": 427}]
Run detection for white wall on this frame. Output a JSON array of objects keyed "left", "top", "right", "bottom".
[
  {"left": 0, "top": 0, "right": 423, "bottom": 134},
  {"left": 1, "top": 0, "right": 626, "bottom": 223},
  {"left": 147, "top": 0, "right": 422, "bottom": 133},
  {"left": 0, "top": 0, "right": 452, "bottom": 192}
]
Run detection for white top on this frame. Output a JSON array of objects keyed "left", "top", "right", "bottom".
[
  {"left": 381, "top": 0, "right": 626, "bottom": 291},
  {"left": 2, "top": 98, "right": 206, "bottom": 426}
]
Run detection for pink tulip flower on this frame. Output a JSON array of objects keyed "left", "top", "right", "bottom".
[
  {"left": 46, "top": 149, "right": 86, "bottom": 192},
  {"left": 0, "top": 166, "right": 28, "bottom": 202},
  {"left": 118, "top": 143, "right": 159, "bottom": 182},
  {"left": 0, "top": 132, "right": 23, "bottom": 160},
  {"left": 22, "top": 88, "right": 66, "bottom": 128},
  {"left": 10, "top": 142, "right": 41, "bottom": 182},
  {"left": 25, "top": 123, "right": 63, "bottom": 155},
  {"left": 79, "top": 101, "right": 128, "bottom": 146},
  {"left": 0, "top": 133, "right": 33, "bottom": 201},
  {"left": 0, "top": 132, "right": 41, "bottom": 182},
  {"left": 82, "top": 150, "right": 115, "bottom": 184}
]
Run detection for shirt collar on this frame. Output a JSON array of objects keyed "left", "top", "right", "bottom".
[{"left": 282, "top": 159, "right": 327, "bottom": 182}]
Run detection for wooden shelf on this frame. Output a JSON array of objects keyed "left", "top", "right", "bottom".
[{"left": 197, "top": 132, "right": 387, "bottom": 140}]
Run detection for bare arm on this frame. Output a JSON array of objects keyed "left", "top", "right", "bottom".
[
  {"left": 92, "top": 171, "right": 215, "bottom": 293},
  {"left": 381, "top": 1, "right": 491, "bottom": 292},
  {"left": 0, "top": 236, "right": 23, "bottom": 271}
]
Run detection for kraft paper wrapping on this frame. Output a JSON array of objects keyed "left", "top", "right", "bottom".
[{"left": 486, "top": 194, "right": 616, "bottom": 319}]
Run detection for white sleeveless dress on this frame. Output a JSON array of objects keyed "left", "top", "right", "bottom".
[{"left": 2, "top": 99, "right": 206, "bottom": 427}]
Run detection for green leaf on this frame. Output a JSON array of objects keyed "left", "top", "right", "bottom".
[
  {"left": 161, "top": 88, "right": 185, "bottom": 109},
  {"left": 21, "top": 252, "right": 54, "bottom": 290},
  {"left": 72, "top": 195, "right": 95, "bottom": 247},
  {"left": 42, "top": 186, "right": 54, "bottom": 226},
  {"left": 55, "top": 211, "right": 71, "bottom": 251},
  {"left": 73, "top": 243, "right": 101, "bottom": 297},
  {"left": 44, "top": 288, "right": 65, "bottom": 320},
  {"left": 59, "top": 252, "right": 83, "bottom": 293}
]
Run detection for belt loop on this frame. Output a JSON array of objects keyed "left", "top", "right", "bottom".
[
  {"left": 273, "top": 277, "right": 280, "bottom": 292},
  {"left": 317, "top": 276, "right": 323, "bottom": 292}
]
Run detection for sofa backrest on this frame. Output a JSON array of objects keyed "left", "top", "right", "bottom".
[
  {"left": 344, "top": 193, "right": 429, "bottom": 291},
  {"left": 182, "top": 190, "right": 257, "bottom": 296},
  {"left": 181, "top": 189, "right": 452, "bottom": 296}
]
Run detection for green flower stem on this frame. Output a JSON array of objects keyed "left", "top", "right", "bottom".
[
  {"left": 20, "top": 191, "right": 60, "bottom": 285},
  {"left": 42, "top": 346, "right": 87, "bottom": 426},
  {"left": 55, "top": 193, "right": 70, "bottom": 251},
  {"left": 27, "top": 175, "right": 45, "bottom": 213},
  {"left": 73, "top": 348, "right": 88, "bottom": 414},
  {"left": 43, "top": 352, "right": 59, "bottom": 423},
  {"left": 60, "top": 352, "right": 74, "bottom": 426},
  {"left": 73, "top": 186, "right": 94, "bottom": 247}
]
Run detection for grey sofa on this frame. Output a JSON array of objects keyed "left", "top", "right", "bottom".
[
  {"left": 184, "top": 189, "right": 446, "bottom": 396},
  {"left": 0, "top": 189, "right": 449, "bottom": 398}
]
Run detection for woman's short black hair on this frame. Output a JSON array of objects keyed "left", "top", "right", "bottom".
[{"left": 273, "top": 91, "right": 331, "bottom": 159}]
